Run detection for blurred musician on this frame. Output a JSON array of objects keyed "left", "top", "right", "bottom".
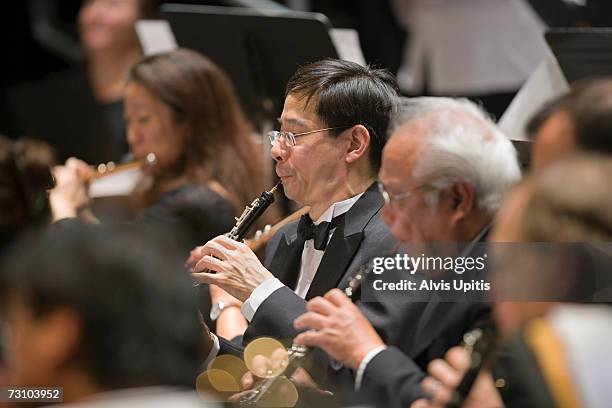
[
  {"left": 413, "top": 155, "right": 612, "bottom": 408},
  {"left": 8, "top": 0, "right": 161, "bottom": 163},
  {"left": 0, "top": 135, "right": 56, "bottom": 385},
  {"left": 529, "top": 78, "right": 612, "bottom": 172},
  {"left": 49, "top": 48, "right": 269, "bottom": 252},
  {"left": 0, "top": 224, "right": 217, "bottom": 406}
]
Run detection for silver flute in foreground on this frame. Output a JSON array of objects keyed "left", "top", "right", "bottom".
[{"left": 239, "top": 267, "right": 366, "bottom": 407}]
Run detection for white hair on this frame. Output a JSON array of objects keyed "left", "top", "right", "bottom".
[{"left": 391, "top": 97, "right": 522, "bottom": 213}]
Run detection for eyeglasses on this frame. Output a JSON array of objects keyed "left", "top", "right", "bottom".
[
  {"left": 267, "top": 127, "right": 349, "bottom": 148},
  {"left": 377, "top": 180, "right": 430, "bottom": 206}
]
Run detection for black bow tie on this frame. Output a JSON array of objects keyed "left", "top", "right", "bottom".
[{"left": 297, "top": 213, "right": 344, "bottom": 251}]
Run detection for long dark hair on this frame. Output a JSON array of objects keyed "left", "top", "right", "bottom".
[{"left": 128, "top": 48, "right": 266, "bottom": 211}]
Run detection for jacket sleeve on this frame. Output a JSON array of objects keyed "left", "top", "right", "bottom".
[
  {"left": 360, "top": 346, "right": 427, "bottom": 407},
  {"left": 243, "top": 285, "right": 307, "bottom": 344}
]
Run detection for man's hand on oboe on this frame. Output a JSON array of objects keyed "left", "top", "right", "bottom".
[
  {"left": 293, "top": 289, "right": 385, "bottom": 370},
  {"left": 410, "top": 347, "right": 502, "bottom": 408},
  {"left": 191, "top": 235, "right": 274, "bottom": 302}
]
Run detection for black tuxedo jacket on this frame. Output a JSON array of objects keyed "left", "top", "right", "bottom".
[
  {"left": 242, "top": 182, "right": 397, "bottom": 344},
  {"left": 353, "top": 294, "right": 491, "bottom": 407},
  {"left": 342, "top": 231, "right": 493, "bottom": 407}
]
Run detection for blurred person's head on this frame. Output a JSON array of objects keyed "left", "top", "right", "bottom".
[
  {"left": 529, "top": 79, "right": 612, "bottom": 171},
  {"left": 491, "top": 155, "right": 612, "bottom": 335},
  {"left": 528, "top": 102, "right": 576, "bottom": 172},
  {"left": 78, "top": 0, "right": 159, "bottom": 55},
  {"left": 379, "top": 97, "right": 521, "bottom": 243},
  {"left": 497, "top": 154, "right": 612, "bottom": 242},
  {"left": 125, "top": 48, "right": 265, "bottom": 210},
  {"left": 274, "top": 59, "right": 399, "bottom": 216},
  {"left": 0, "top": 136, "right": 55, "bottom": 253},
  {"left": 569, "top": 79, "right": 612, "bottom": 156},
  {"left": 0, "top": 224, "right": 204, "bottom": 402}
]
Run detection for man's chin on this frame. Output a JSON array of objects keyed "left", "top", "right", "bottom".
[
  {"left": 280, "top": 186, "right": 305, "bottom": 206},
  {"left": 282, "top": 187, "right": 297, "bottom": 201}
]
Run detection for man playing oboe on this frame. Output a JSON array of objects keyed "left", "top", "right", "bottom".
[{"left": 190, "top": 59, "right": 400, "bottom": 358}]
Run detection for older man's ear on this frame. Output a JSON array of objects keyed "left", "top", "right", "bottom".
[{"left": 449, "top": 181, "right": 477, "bottom": 226}]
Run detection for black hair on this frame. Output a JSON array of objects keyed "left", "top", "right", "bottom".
[
  {"left": 526, "top": 79, "right": 612, "bottom": 156},
  {"left": 570, "top": 79, "right": 612, "bottom": 155},
  {"left": 0, "top": 136, "right": 55, "bottom": 253},
  {"left": 0, "top": 223, "right": 204, "bottom": 389},
  {"left": 286, "top": 59, "right": 400, "bottom": 172},
  {"left": 525, "top": 97, "right": 566, "bottom": 141}
]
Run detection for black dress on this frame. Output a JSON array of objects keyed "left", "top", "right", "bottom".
[
  {"left": 140, "top": 184, "right": 236, "bottom": 252},
  {"left": 51, "top": 184, "right": 235, "bottom": 253}
]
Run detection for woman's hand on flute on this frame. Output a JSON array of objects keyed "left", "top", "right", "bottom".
[{"left": 49, "top": 158, "right": 94, "bottom": 222}]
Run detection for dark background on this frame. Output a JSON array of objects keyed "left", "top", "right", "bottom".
[{"left": 2, "top": 0, "right": 612, "bottom": 137}]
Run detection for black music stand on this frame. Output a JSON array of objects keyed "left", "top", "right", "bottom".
[
  {"left": 546, "top": 28, "right": 612, "bottom": 83},
  {"left": 161, "top": 3, "right": 338, "bottom": 129}
]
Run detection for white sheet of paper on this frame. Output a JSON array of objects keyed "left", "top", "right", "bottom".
[
  {"left": 89, "top": 168, "right": 142, "bottom": 198},
  {"left": 329, "top": 28, "right": 366, "bottom": 66},
  {"left": 136, "top": 20, "right": 178, "bottom": 56},
  {"left": 498, "top": 49, "right": 570, "bottom": 141}
]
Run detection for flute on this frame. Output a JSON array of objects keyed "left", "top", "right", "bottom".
[{"left": 86, "top": 153, "right": 157, "bottom": 181}]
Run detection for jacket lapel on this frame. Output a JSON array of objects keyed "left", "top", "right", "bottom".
[
  {"left": 267, "top": 230, "right": 303, "bottom": 289},
  {"left": 409, "top": 224, "right": 493, "bottom": 357},
  {"left": 305, "top": 182, "right": 384, "bottom": 299}
]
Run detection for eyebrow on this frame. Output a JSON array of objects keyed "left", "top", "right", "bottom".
[
  {"left": 379, "top": 175, "right": 402, "bottom": 192},
  {"left": 279, "top": 117, "right": 310, "bottom": 128}
]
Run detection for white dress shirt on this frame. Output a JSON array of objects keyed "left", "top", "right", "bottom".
[
  {"left": 241, "top": 193, "right": 363, "bottom": 321},
  {"left": 205, "top": 194, "right": 363, "bottom": 370}
]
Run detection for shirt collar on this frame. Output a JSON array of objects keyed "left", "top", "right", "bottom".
[{"left": 314, "top": 193, "right": 364, "bottom": 225}]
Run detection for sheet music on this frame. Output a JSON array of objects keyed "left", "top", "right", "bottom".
[
  {"left": 498, "top": 49, "right": 570, "bottom": 141},
  {"left": 89, "top": 168, "right": 142, "bottom": 198},
  {"left": 136, "top": 20, "right": 178, "bottom": 56},
  {"left": 329, "top": 28, "right": 366, "bottom": 66}
]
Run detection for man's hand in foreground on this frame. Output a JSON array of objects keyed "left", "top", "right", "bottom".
[{"left": 293, "top": 288, "right": 385, "bottom": 370}]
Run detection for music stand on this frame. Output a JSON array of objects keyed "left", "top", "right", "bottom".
[
  {"left": 161, "top": 3, "right": 338, "bottom": 129},
  {"left": 546, "top": 28, "right": 612, "bottom": 83}
]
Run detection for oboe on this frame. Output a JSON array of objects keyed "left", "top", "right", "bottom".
[
  {"left": 193, "top": 183, "right": 279, "bottom": 287},
  {"left": 445, "top": 327, "right": 496, "bottom": 408},
  {"left": 239, "top": 267, "right": 366, "bottom": 407}
]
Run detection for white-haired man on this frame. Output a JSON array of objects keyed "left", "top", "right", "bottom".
[{"left": 293, "top": 97, "right": 522, "bottom": 407}]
